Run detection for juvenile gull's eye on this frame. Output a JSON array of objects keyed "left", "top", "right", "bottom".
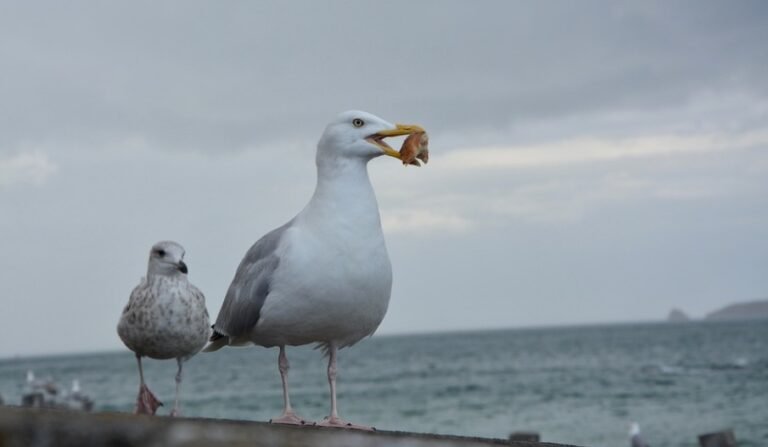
[
  {"left": 156, "top": 249, "right": 166, "bottom": 257},
  {"left": 352, "top": 118, "right": 365, "bottom": 128}
]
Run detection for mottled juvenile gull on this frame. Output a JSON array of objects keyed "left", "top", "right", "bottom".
[
  {"left": 118, "top": 241, "right": 210, "bottom": 416},
  {"left": 205, "top": 110, "right": 424, "bottom": 429}
]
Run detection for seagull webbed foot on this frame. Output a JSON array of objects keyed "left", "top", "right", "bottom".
[
  {"left": 135, "top": 384, "right": 163, "bottom": 415},
  {"left": 270, "top": 410, "right": 307, "bottom": 426}
]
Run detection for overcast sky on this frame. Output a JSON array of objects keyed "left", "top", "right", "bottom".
[{"left": 1, "top": 1, "right": 767, "bottom": 357}]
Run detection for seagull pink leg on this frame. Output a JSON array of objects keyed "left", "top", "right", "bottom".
[
  {"left": 316, "top": 343, "right": 374, "bottom": 431},
  {"left": 134, "top": 354, "right": 162, "bottom": 415},
  {"left": 170, "top": 358, "right": 183, "bottom": 417},
  {"left": 269, "top": 346, "right": 306, "bottom": 425}
]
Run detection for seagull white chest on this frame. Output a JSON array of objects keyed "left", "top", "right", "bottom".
[
  {"left": 118, "top": 276, "right": 210, "bottom": 360},
  {"left": 252, "top": 166, "right": 393, "bottom": 348}
]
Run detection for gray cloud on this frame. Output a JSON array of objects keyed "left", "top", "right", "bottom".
[{"left": 2, "top": 1, "right": 767, "bottom": 153}]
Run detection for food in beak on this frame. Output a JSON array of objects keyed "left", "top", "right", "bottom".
[{"left": 400, "top": 131, "right": 429, "bottom": 166}]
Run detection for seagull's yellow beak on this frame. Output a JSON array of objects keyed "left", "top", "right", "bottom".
[{"left": 366, "top": 124, "right": 425, "bottom": 159}]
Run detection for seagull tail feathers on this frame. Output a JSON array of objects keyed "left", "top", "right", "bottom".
[{"left": 202, "top": 327, "right": 229, "bottom": 353}]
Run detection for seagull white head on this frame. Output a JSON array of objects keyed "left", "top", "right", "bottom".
[
  {"left": 147, "top": 241, "right": 188, "bottom": 277},
  {"left": 317, "top": 110, "right": 424, "bottom": 163},
  {"left": 629, "top": 422, "right": 641, "bottom": 436}
]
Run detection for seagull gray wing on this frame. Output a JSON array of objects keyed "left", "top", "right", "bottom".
[{"left": 211, "top": 221, "right": 291, "bottom": 340}]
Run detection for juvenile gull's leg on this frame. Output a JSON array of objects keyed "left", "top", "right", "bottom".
[
  {"left": 316, "top": 343, "right": 374, "bottom": 431},
  {"left": 170, "top": 358, "right": 183, "bottom": 417},
  {"left": 269, "top": 346, "right": 306, "bottom": 425},
  {"left": 135, "top": 354, "right": 162, "bottom": 415}
]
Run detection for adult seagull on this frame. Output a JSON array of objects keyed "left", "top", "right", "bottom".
[{"left": 204, "top": 110, "right": 424, "bottom": 429}]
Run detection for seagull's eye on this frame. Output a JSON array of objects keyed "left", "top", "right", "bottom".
[
  {"left": 156, "top": 249, "right": 166, "bottom": 257},
  {"left": 352, "top": 118, "right": 365, "bottom": 128}
]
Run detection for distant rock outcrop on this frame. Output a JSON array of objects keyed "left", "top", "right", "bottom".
[
  {"left": 705, "top": 299, "right": 768, "bottom": 321},
  {"left": 667, "top": 308, "right": 690, "bottom": 322}
]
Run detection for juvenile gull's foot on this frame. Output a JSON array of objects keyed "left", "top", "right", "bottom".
[
  {"left": 315, "top": 416, "right": 375, "bottom": 431},
  {"left": 270, "top": 411, "right": 307, "bottom": 425},
  {"left": 135, "top": 384, "right": 163, "bottom": 415}
]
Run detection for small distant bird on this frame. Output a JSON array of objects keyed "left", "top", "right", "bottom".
[
  {"left": 21, "top": 370, "right": 58, "bottom": 407},
  {"left": 21, "top": 370, "right": 43, "bottom": 407},
  {"left": 630, "top": 422, "right": 650, "bottom": 447},
  {"left": 118, "top": 241, "right": 210, "bottom": 416},
  {"left": 64, "top": 379, "right": 94, "bottom": 411},
  {"left": 204, "top": 111, "right": 425, "bottom": 429}
]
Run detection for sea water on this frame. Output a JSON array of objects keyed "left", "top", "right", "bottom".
[{"left": 1, "top": 320, "right": 766, "bottom": 447}]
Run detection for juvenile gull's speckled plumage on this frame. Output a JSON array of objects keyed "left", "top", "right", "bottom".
[
  {"left": 118, "top": 241, "right": 210, "bottom": 416},
  {"left": 204, "top": 111, "right": 426, "bottom": 429}
]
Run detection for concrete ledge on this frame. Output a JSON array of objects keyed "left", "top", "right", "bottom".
[{"left": 0, "top": 406, "right": 583, "bottom": 447}]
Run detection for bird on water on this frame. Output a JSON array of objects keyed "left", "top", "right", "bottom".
[
  {"left": 630, "top": 422, "right": 651, "bottom": 447},
  {"left": 118, "top": 241, "right": 210, "bottom": 416},
  {"left": 205, "top": 110, "right": 426, "bottom": 429}
]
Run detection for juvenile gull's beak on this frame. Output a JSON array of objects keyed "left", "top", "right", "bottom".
[
  {"left": 178, "top": 260, "right": 188, "bottom": 274},
  {"left": 367, "top": 124, "right": 425, "bottom": 159}
]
